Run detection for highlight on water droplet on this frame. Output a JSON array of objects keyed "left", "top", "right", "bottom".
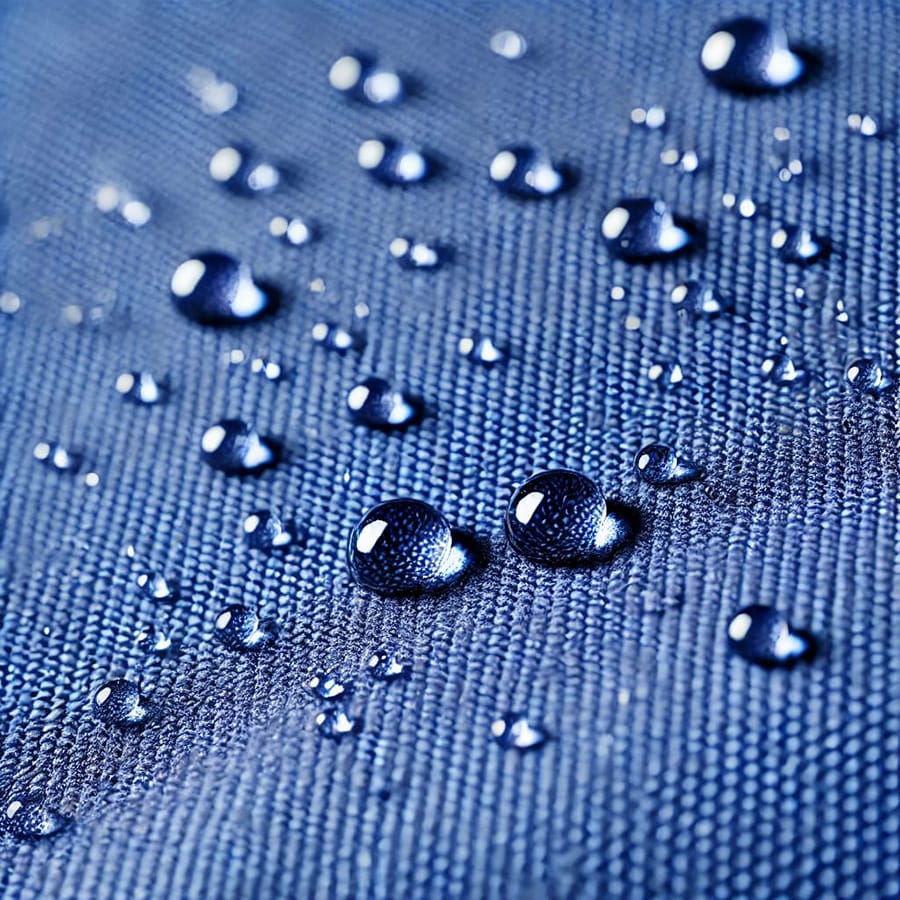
[
  {"left": 329, "top": 52, "right": 405, "bottom": 106},
  {"left": 761, "top": 338, "right": 807, "bottom": 386},
  {"left": 315, "top": 705, "right": 359, "bottom": 739},
  {"left": 4, "top": 791, "right": 70, "bottom": 840},
  {"left": 630, "top": 105, "right": 666, "bottom": 129},
  {"left": 200, "top": 419, "right": 277, "bottom": 474},
  {"left": 115, "top": 372, "right": 168, "bottom": 405},
  {"left": 670, "top": 279, "right": 733, "bottom": 318},
  {"left": 170, "top": 252, "right": 272, "bottom": 325},
  {"left": 601, "top": 198, "right": 694, "bottom": 261},
  {"left": 491, "top": 713, "right": 548, "bottom": 750},
  {"left": 243, "top": 510, "right": 293, "bottom": 550},
  {"left": 358, "top": 137, "right": 430, "bottom": 185},
  {"left": 489, "top": 29, "right": 527, "bottom": 60},
  {"left": 92, "top": 678, "right": 150, "bottom": 727},
  {"left": 389, "top": 236, "right": 446, "bottom": 270},
  {"left": 136, "top": 570, "right": 177, "bottom": 603},
  {"left": 214, "top": 604, "right": 275, "bottom": 651},
  {"left": 727, "top": 605, "right": 814, "bottom": 666},
  {"left": 367, "top": 647, "right": 411, "bottom": 681},
  {"left": 94, "top": 183, "right": 152, "bottom": 228},
  {"left": 269, "top": 215, "right": 315, "bottom": 247},
  {"left": 634, "top": 442, "right": 701, "bottom": 486},
  {"left": 347, "top": 377, "right": 423, "bottom": 429},
  {"left": 458, "top": 333, "right": 508, "bottom": 366},
  {"left": 209, "top": 145, "right": 280, "bottom": 195},
  {"left": 307, "top": 672, "right": 349, "bottom": 700},
  {"left": 771, "top": 225, "right": 830, "bottom": 264},
  {"left": 489, "top": 145, "right": 569, "bottom": 198},
  {"left": 845, "top": 357, "right": 893, "bottom": 397},
  {"left": 33, "top": 441, "right": 82, "bottom": 474},
  {"left": 188, "top": 66, "right": 239, "bottom": 115},
  {"left": 311, "top": 321, "right": 365, "bottom": 354}
]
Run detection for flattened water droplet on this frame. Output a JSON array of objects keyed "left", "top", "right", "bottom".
[
  {"left": 4, "top": 792, "right": 70, "bottom": 840},
  {"left": 458, "top": 334, "right": 508, "bottom": 366},
  {"left": 846, "top": 358, "right": 893, "bottom": 396},
  {"left": 347, "top": 377, "right": 423, "bottom": 429},
  {"left": 268, "top": 215, "right": 315, "bottom": 247},
  {"left": 214, "top": 604, "right": 275, "bottom": 651},
  {"left": 135, "top": 623, "right": 176, "bottom": 656},
  {"left": 602, "top": 199, "right": 694, "bottom": 261},
  {"left": 136, "top": 571, "right": 177, "bottom": 603},
  {"left": 115, "top": 372, "right": 168, "bottom": 405},
  {"left": 490, "top": 29, "right": 528, "bottom": 60},
  {"left": 92, "top": 678, "right": 150, "bottom": 727},
  {"left": 358, "top": 137, "right": 430, "bottom": 185},
  {"left": 761, "top": 338, "right": 807, "bottom": 385},
  {"left": 348, "top": 498, "right": 473, "bottom": 595},
  {"left": 634, "top": 442, "right": 701, "bottom": 486},
  {"left": 491, "top": 713, "right": 548, "bottom": 750},
  {"left": 200, "top": 419, "right": 277, "bottom": 474},
  {"left": 209, "top": 145, "right": 280, "bottom": 195},
  {"left": 389, "top": 236, "right": 446, "bottom": 270},
  {"left": 311, "top": 321, "right": 365, "bottom": 353},
  {"left": 700, "top": 17, "right": 806, "bottom": 92},
  {"left": 670, "top": 279, "right": 733, "bottom": 318},
  {"left": 170, "top": 252, "right": 271, "bottom": 325},
  {"left": 727, "top": 605, "right": 813, "bottom": 666},
  {"left": 647, "top": 360, "right": 684, "bottom": 389},
  {"left": 329, "top": 52, "right": 405, "bottom": 106},
  {"left": 33, "top": 441, "right": 82, "bottom": 473},
  {"left": 489, "top": 145, "right": 568, "bottom": 198},
  {"left": 307, "top": 672, "right": 349, "bottom": 700},
  {"left": 367, "top": 647, "right": 411, "bottom": 681},
  {"left": 315, "top": 706, "right": 359, "bottom": 739},
  {"left": 771, "top": 225, "right": 830, "bottom": 264},
  {"left": 243, "top": 510, "right": 293, "bottom": 550}
]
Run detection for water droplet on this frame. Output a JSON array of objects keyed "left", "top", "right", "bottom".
[
  {"left": 307, "top": 672, "right": 349, "bottom": 700},
  {"left": 389, "top": 236, "right": 446, "bottom": 270},
  {"left": 634, "top": 443, "right": 701, "bottom": 486},
  {"left": 311, "top": 321, "right": 365, "bottom": 353},
  {"left": 458, "top": 334, "right": 508, "bottom": 366},
  {"left": 847, "top": 113, "right": 881, "bottom": 138},
  {"left": 329, "top": 52, "right": 405, "bottom": 106},
  {"left": 200, "top": 419, "right": 277, "bottom": 474},
  {"left": 491, "top": 713, "right": 548, "bottom": 750},
  {"left": 601, "top": 199, "right": 694, "bottom": 261},
  {"left": 135, "top": 623, "right": 176, "bottom": 656},
  {"left": 348, "top": 498, "right": 473, "bottom": 595},
  {"left": 630, "top": 105, "right": 666, "bottom": 129},
  {"left": 33, "top": 441, "right": 82, "bottom": 473},
  {"left": 761, "top": 338, "right": 807, "bottom": 386},
  {"left": 771, "top": 226, "right": 830, "bottom": 264},
  {"left": 367, "top": 647, "right": 411, "bottom": 681},
  {"left": 136, "top": 571, "right": 177, "bottom": 603},
  {"left": 115, "top": 372, "right": 168, "bottom": 405},
  {"left": 670, "top": 279, "right": 734, "bottom": 318},
  {"left": 170, "top": 252, "right": 272, "bottom": 325},
  {"left": 94, "top": 184, "right": 152, "bottom": 228},
  {"left": 833, "top": 298, "right": 850, "bottom": 325},
  {"left": 609, "top": 285, "right": 626, "bottom": 301},
  {"left": 769, "top": 127, "right": 807, "bottom": 182},
  {"left": 647, "top": 360, "right": 684, "bottom": 389},
  {"left": 214, "top": 604, "right": 275, "bottom": 651},
  {"left": 4, "top": 792, "right": 69, "bottom": 840},
  {"left": 243, "top": 510, "right": 293, "bottom": 550},
  {"left": 846, "top": 358, "right": 893, "bottom": 396},
  {"left": 700, "top": 17, "right": 806, "bottom": 92},
  {"left": 358, "top": 137, "right": 430, "bottom": 185},
  {"left": 727, "top": 605, "right": 813, "bottom": 666},
  {"left": 250, "top": 357, "right": 283, "bottom": 381},
  {"left": 268, "top": 215, "right": 315, "bottom": 247},
  {"left": 722, "top": 192, "right": 758, "bottom": 218},
  {"left": 489, "top": 145, "right": 568, "bottom": 198},
  {"left": 347, "top": 377, "right": 423, "bottom": 429},
  {"left": 315, "top": 706, "right": 359, "bottom": 739},
  {"left": 92, "top": 678, "right": 150, "bottom": 727},
  {"left": 188, "top": 66, "right": 238, "bottom": 115},
  {"left": 0, "top": 290, "right": 22, "bottom": 314},
  {"left": 209, "top": 145, "right": 280, "bottom": 195},
  {"left": 659, "top": 147, "right": 699, "bottom": 173},
  {"left": 490, "top": 28, "right": 527, "bottom": 59}
]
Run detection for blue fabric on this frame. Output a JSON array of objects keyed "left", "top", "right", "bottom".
[{"left": 1, "top": 0, "right": 899, "bottom": 896}]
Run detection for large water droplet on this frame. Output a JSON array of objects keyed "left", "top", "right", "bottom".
[
  {"left": 772, "top": 225, "right": 830, "bottom": 264},
  {"left": 170, "top": 252, "right": 271, "bottom": 325},
  {"left": 846, "top": 358, "right": 893, "bottom": 396},
  {"left": 315, "top": 706, "right": 359, "bottom": 739},
  {"left": 601, "top": 199, "right": 694, "bottom": 261},
  {"left": 209, "top": 145, "right": 280, "bottom": 195},
  {"left": 4, "top": 792, "right": 70, "bottom": 840},
  {"left": 33, "top": 441, "right": 82, "bottom": 473},
  {"left": 699, "top": 17, "right": 806, "bottom": 92},
  {"left": 491, "top": 713, "right": 548, "bottom": 750},
  {"left": 348, "top": 498, "right": 473, "bottom": 595},
  {"left": 670, "top": 279, "right": 733, "bottom": 318},
  {"left": 389, "top": 236, "right": 446, "bottom": 270},
  {"left": 311, "top": 321, "right": 365, "bottom": 353},
  {"left": 489, "top": 145, "right": 568, "bottom": 198},
  {"left": 307, "top": 672, "right": 349, "bottom": 700},
  {"left": 458, "top": 334, "right": 508, "bottom": 366},
  {"left": 269, "top": 215, "right": 315, "bottom": 247},
  {"left": 727, "top": 605, "right": 814, "bottom": 666},
  {"left": 92, "top": 678, "right": 150, "bottom": 727},
  {"left": 115, "top": 372, "right": 168, "bottom": 405},
  {"left": 366, "top": 647, "right": 411, "bottom": 681},
  {"left": 347, "top": 377, "right": 423, "bottom": 429},
  {"left": 136, "top": 571, "right": 177, "bottom": 603},
  {"left": 634, "top": 443, "right": 701, "bottom": 486},
  {"left": 329, "top": 52, "right": 405, "bottom": 106},
  {"left": 761, "top": 338, "right": 807, "bottom": 386},
  {"left": 214, "top": 604, "right": 275, "bottom": 651},
  {"left": 200, "top": 419, "right": 277, "bottom": 474},
  {"left": 243, "top": 510, "right": 293, "bottom": 550},
  {"left": 358, "top": 137, "right": 430, "bottom": 185}
]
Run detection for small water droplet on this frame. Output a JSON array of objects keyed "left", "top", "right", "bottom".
[
  {"left": 670, "top": 279, "right": 734, "bottom": 318},
  {"left": 847, "top": 113, "right": 881, "bottom": 138},
  {"left": 367, "top": 647, "right": 411, "bottom": 681},
  {"left": 659, "top": 147, "right": 699, "bottom": 173},
  {"left": 490, "top": 29, "right": 528, "bottom": 60},
  {"left": 761, "top": 338, "right": 807, "bottom": 386},
  {"left": 92, "top": 678, "right": 150, "bottom": 727},
  {"left": 647, "top": 360, "right": 684, "bottom": 389},
  {"left": 307, "top": 672, "right": 349, "bottom": 700},
  {"left": 348, "top": 499, "right": 474, "bottom": 595},
  {"left": 458, "top": 334, "right": 508, "bottom": 366},
  {"left": 33, "top": 441, "right": 82, "bottom": 473},
  {"left": 315, "top": 706, "right": 359, "bottom": 739},
  {"left": 209, "top": 145, "right": 280, "bottom": 195},
  {"left": 601, "top": 199, "right": 694, "bottom": 261},
  {"left": 170, "top": 252, "right": 272, "bottom": 325},
  {"left": 389, "top": 236, "right": 446, "bottom": 270},
  {"left": 83, "top": 472, "right": 101, "bottom": 489},
  {"left": 311, "top": 321, "right": 365, "bottom": 353},
  {"left": 243, "top": 510, "right": 293, "bottom": 550},
  {"left": 95, "top": 184, "right": 152, "bottom": 228},
  {"left": 347, "top": 377, "right": 423, "bottom": 429},
  {"left": 4, "top": 792, "right": 69, "bottom": 840},
  {"left": 630, "top": 105, "right": 666, "bottom": 129},
  {"left": 200, "top": 419, "right": 277, "bottom": 474},
  {"left": 268, "top": 215, "right": 315, "bottom": 247},
  {"left": 309, "top": 277, "right": 326, "bottom": 294},
  {"left": 489, "top": 145, "right": 568, "bottom": 198},
  {"left": 329, "top": 53, "right": 405, "bottom": 106},
  {"left": 771, "top": 226, "right": 830, "bottom": 264},
  {"left": 358, "top": 137, "right": 430, "bottom": 185},
  {"left": 491, "top": 713, "right": 548, "bottom": 750},
  {"left": 609, "top": 285, "right": 626, "bottom": 301},
  {"left": 188, "top": 66, "right": 238, "bottom": 115},
  {"left": 250, "top": 357, "right": 283, "bottom": 381},
  {"left": 846, "top": 358, "right": 893, "bottom": 396},
  {"left": 0, "top": 290, "right": 22, "bottom": 315},
  {"left": 634, "top": 443, "right": 701, "bottom": 486},
  {"left": 769, "top": 127, "right": 807, "bottom": 182},
  {"left": 722, "top": 192, "right": 758, "bottom": 218},
  {"left": 728, "top": 605, "right": 814, "bottom": 666},
  {"left": 833, "top": 298, "right": 850, "bottom": 324},
  {"left": 135, "top": 623, "right": 176, "bottom": 656},
  {"left": 115, "top": 372, "right": 168, "bottom": 405},
  {"left": 214, "top": 604, "right": 275, "bottom": 651},
  {"left": 136, "top": 571, "right": 177, "bottom": 603},
  {"left": 700, "top": 17, "right": 806, "bottom": 92}
]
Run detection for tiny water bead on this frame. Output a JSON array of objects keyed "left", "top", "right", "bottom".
[
  {"left": 170, "top": 252, "right": 271, "bottom": 325},
  {"left": 33, "top": 441, "right": 81, "bottom": 473},
  {"left": 634, "top": 443, "right": 701, "bottom": 486},
  {"left": 389, "top": 236, "right": 446, "bottom": 270},
  {"left": 647, "top": 360, "right": 684, "bottom": 389},
  {"left": 847, "top": 113, "right": 881, "bottom": 138},
  {"left": 630, "top": 105, "right": 666, "bottom": 129},
  {"left": 347, "top": 377, "right": 423, "bottom": 429},
  {"left": 670, "top": 280, "right": 733, "bottom": 318},
  {"left": 269, "top": 215, "right": 315, "bottom": 247},
  {"left": 311, "top": 321, "right": 365, "bottom": 353},
  {"left": 4, "top": 793, "right": 70, "bottom": 840},
  {"left": 348, "top": 499, "right": 473, "bottom": 595},
  {"left": 115, "top": 372, "right": 168, "bottom": 405},
  {"left": 214, "top": 604, "right": 275, "bottom": 651},
  {"left": 601, "top": 199, "right": 694, "bottom": 261},
  {"left": 187, "top": 66, "right": 238, "bottom": 115},
  {"left": 699, "top": 17, "right": 806, "bottom": 92},
  {"left": 659, "top": 147, "right": 699, "bottom": 173},
  {"left": 458, "top": 334, "right": 508, "bottom": 366},
  {"left": 489, "top": 29, "right": 527, "bottom": 60},
  {"left": 772, "top": 226, "right": 830, "bottom": 264},
  {"left": 727, "top": 605, "right": 813, "bottom": 666},
  {"left": 328, "top": 52, "right": 405, "bottom": 106},
  {"left": 307, "top": 672, "right": 349, "bottom": 700},
  {"left": 136, "top": 571, "right": 177, "bottom": 603},
  {"left": 491, "top": 713, "right": 548, "bottom": 750},
  {"left": 135, "top": 624, "right": 175, "bottom": 656},
  {"left": 243, "top": 510, "right": 293, "bottom": 550},
  {"left": 769, "top": 127, "right": 806, "bottom": 182},
  {"left": 209, "top": 145, "right": 280, "bottom": 195},
  {"left": 489, "top": 145, "right": 568, "bottom": 198},
  {"left": 200, "top": 419, "right": 276, "bottom": 474},
  {"left": 367, "top": 648, "right": 411, "bottom": 681},
  {"left": 94, "top": 184, "right": 152, "bottom": 228},
  {"left": 846, "top": 358, "right": 893, "bottom": 396},
  {"left": 358, "top": 137, "right": 430, "bottom": 186},
  {"left": 92, "top": 679, "right": 150, "bottom": 727},
  {"left": 0, "top": 290, "right": 22, "bottom": 314},
  {"left": 761, "top": 338, "right": 807, "bottom": 386},
  {"left": 315, "top": 706, "right": 359, "bottom": 739},
  {"left": 250, "top": 357, "right": 283, "bottom": 381},
  {"left": 722, "top": 192, "right": 758, "bottom": 218}
]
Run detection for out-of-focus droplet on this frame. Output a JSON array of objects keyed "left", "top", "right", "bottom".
[
  {"left": 95, "top": 184, "right": 152, "bottom": 229},
  {"left": 847, "top": 113, "right": 881, "bottom": 138},
  {"left": 329, "top": 52, "right": 405, "bottom": 106},
  {"left": 315, "top": 706, "right": 359, "bottom": 739},
  {"left": 602, "top": 199, "right": 694, "bottom": 261},
  {"left": 243, "top": 510, "right": 293, "bottom": 550},
  {"left": 188, "top": 67, "right": 239, "bottom": 115},
  {"left": 214, "top": 604, "right": 275, "bottom": 651},
  {"left": 170, "top": 252, "right": 272, "bottom": 325},
  {"left": 4, "top": 792, "right": 70, "bottom": 840},
  {"left": 269, "top": 215, "right": 315, "bottom": 247},
  {"left": 846, "top": 358, "right": 893, "bottom": 396},
  {"left": 458, "top": 334, "right": 508, "bottom": 366},
  {"left": 489, "top": 29, "right": 528, "bottom": 60},
  {"left": 367, "top": 647, "right": 411, "bottom": 681},
  {"left": 311, "top": 321, "right": 365, "bottom": 353},
  {"left": 728, "top": 605, "right": 813, "bottom": 666},
  {"left": 347, "top": 377, "right": 423, "bottom": 429},
  {"left": 634, "top": 442, "right": 700, "bottom": 486},
  {"left": 115, "top": 372, "right": 168, "bottom": 405},
  {"left": 630, "top": 105, "right": 666, "bottom": 129},
  {"left": 659, "top": 147, "right": 700, "bottom": 173},
  {"left": 491, "top": 713, "right": 548, "bottom": 750},
  {"left": 92, "top": 678, "right": 150, "bottom": 727},
  {"left": 771, "top": 225, "right": 830, "bottom": 264},
  {"left": 722, "top": 192, "right": 758, "bottom": 218},
  {"left": 136, "top": 571, "right": 177, "bottom": 603},
  {"left": 0, "top": 290, "right": 22, "bottom": 315},
  {"left": 489, "top": 145, "right": 568, "bottom": 198},
  {"left": 33, "top": 441, "right": 82, "bottom": 474},
  {"left": 389, "top": 236, "right": 446, "bottom": 270},
  {"left": 250, "top": 357, "right": 283, "bottom": 381},
  {"left": 200, "top": 419, "right": 277, "bottom": 474},
  {"left": 670, "top": 279, "right": 734, "bottom": 318},
  {"left": 358, "top": 137, "right": 430, "bottom": 185},
  {"left": 769, "top": 126, "right": 807, "bottom": 182},
  {"left": 209, "top": 145, "right": 280, "bottom": 195}
]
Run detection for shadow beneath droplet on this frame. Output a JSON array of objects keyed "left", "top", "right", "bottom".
[{"left": 594, "top": 500, "right": 641, "bottom": 562}]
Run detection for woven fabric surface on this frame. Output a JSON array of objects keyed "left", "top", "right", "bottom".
[{"left": 1, "top": 0, "right": 898, "bottom": 897}]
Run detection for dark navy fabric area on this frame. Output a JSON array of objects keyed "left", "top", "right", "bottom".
[{"left": 1, "top": 1, "right": 899, "bottom": 896}]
